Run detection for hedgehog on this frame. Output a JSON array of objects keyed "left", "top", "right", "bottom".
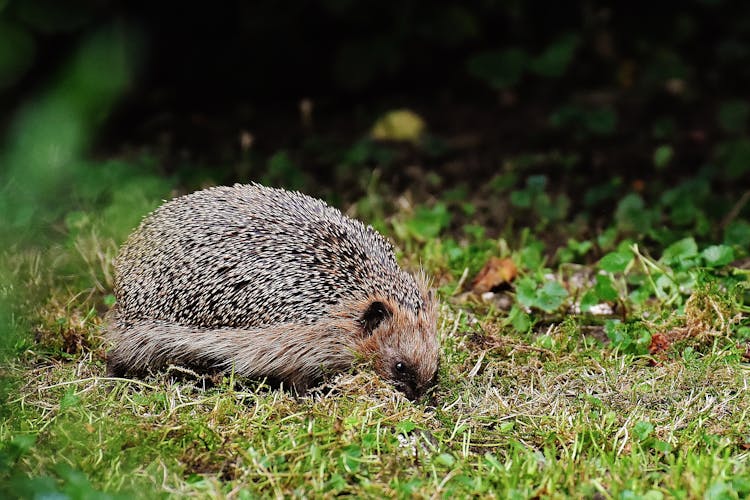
[{"left": 105, "top": 183, "right": 439, "bottom": 400}]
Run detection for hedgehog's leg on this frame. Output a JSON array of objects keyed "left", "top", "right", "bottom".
[
  {"left": 103, "top": 316, "right": 155, "bottom": 378},
  {"left": 103, "top": 308, "right": 133, "bottom": 377},
  {"left": 106, "top": 320, "right": 233, "bottom": 378},
  {"left": 105, "top": 348, "right": 130, "bottom": 377}
]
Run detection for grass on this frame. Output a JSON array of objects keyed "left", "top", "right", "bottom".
[
  {"left": 1, "top": 177, "right": 749, "bottom": 498},
  {"left": 4, "top": 321, "right": 749, "bottom": 498}
]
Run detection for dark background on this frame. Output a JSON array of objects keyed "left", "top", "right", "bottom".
[{"left": 1, "top": 0, "right": 749, "bottom": 236}]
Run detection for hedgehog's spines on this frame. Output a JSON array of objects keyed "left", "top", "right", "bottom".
[{"left": 107, "top": 183, "right": 439, "bottom": 398}]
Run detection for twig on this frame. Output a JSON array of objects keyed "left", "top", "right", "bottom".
[
  {"left": 37, "top": 376, "right": 158, "bottom": 391},
  {"left": 453, "top": 267, "right": 469, "bottom": 296},
  {"left": 721, "top": 190, "right": 750, "bottom": 229}
]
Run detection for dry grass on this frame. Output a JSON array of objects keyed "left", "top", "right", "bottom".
[{"left": 4, "top": 307, "right": 749, "bottom": 498}]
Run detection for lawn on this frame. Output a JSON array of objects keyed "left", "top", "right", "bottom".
[{"left": 1, "top": 154, "right": 748, "bottom": 498}]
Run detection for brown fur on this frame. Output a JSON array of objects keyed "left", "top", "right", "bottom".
[
  {"left": 107, "top": 274, "right": 438, "bottom": 396},
  {"left": 355, "top": 274, "right": 439, "bottom": 399}
]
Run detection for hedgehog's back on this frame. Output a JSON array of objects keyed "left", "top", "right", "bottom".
[{"left": 114, "top": 184, "right": 423, "bottom": 328}]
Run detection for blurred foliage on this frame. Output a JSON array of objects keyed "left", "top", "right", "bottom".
[
  {"left": 1, "top": 24, "right": 145, "bottom": 239},
  {"left": 1, "top": 1, "right": 749, "bottom": 210},
  {"left": 0, "top": 1, "right": 749, "bottom": 101},
  {"left": 370, "top": 109, "right": 426, "bottom": 144},
  {"left": 0, "top": 23, "right": 169, "bottom": 496}
]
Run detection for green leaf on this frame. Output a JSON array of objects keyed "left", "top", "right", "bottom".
[
  {"left": 466, "top": 48, "right": 527, "bottom": 89},
  {"left": 519, "top": 243, "right": 543, "bottom": 270},
  {"left": 633, "top": 421, "right": 654, "bottom": 441},
  {"left": 515, "top": 277, "right": 538, "bottom": 309},
  {"left": 599, "top": 250, "right": 633, "bottom": 273},
  {"left": 433, "top": 453, "right": 456, "bottom": 467},
  {"left": 724, "top": 220, "right": 750, "bottom": 247},
  {"left": 718, "top": 100, "right": 749, "bottom": 134},
  {"left": 340, "top": 444, "right": 362, "bottom": 473},
  {"left": 717, "top": 138, "right": 750, "bottom": 179},
  {"left": 568, "top": 238, "right": 593, "bottom": 256},
  {"left": 489, "top": 172, "right": 518, "bottom": 192},
  {"left": 661, "top": 237, "right": 698, "bottom": 266},
  {"left": 605, "top": 320, "right": 631, "bottom": 349},
  {"left": 404, "top": 203, "right": 451, "bottom": 241},
  {"left": 735, "top": 326, "right": 750, "bottom": 340},
  {"left": 60, "top": 388, "right": 80, "bottom": 410},
  {"left": 536, "top": 334, "right": 555, "bottom": 349},
  {"left": 652, "top": 440, "right": 672, "bottom": 453},
  {"left": 396, "top": 420, "right": 417, "bottom": 434},
  {"left": 526, "top": 174, "right": 548, "bottom": 192},
  {"left": 461, "top": 202, "right": 476, "bottom": 216},
  {"left": 510, "top": 189, "right": 532, "bottom": 208},
  {"left": 633, "top": 325, "right": 652, "bottom": 353},
  {"left": 484, "top": 452, "right": 503, "bottom": 471},
  {"left": 535, "top": 281, "right": 569, "bottom": 313},
  {"left": 103, "top": 294, "right": 116, "bottom": 307},
  {"left": 580, "top": 290, "right": 599, "bottom": 312},
  {"left": 653, "top": 144, "right": 673, "bottom": 169},
  {"left": 615, "top": 193, "right": 652, "bottom": 234},
  {"left": 263, "top": 151, "right": 307, "bottom": 190},
  {"left": 395, "top": 478, "right": 424, "bottom": 496},
  {"left": 701, "top": 245, "right": 734, "bottom": 267},
  {"left": 584, "top": 108, "right": 617, "bottom": 136},
  {"left": 642, "top": 491, "right": 665, "bottom": 500},
  {"left": 550, "top": 105, "right": 617, "bottom": 136},
  {"left": 732, "top": 477, "right": 750, "bottom": 495},
  {"left": 508, "top": 305, "right": 531, "bottom": 332},
  {"left": 536, "top": 192, "right": 570, "bottom": 222},
  {"left": 325, "top": 473, "right": 347, "bottom": 492},
  {"left": 529, "top": 34, "right": 579, "bottom": 78},
  {"left": 705, "top": 481, "right": 735, "bottom": 500},
  {"left": 594, "top": 274, "right": 619, "bottom": 302},
  {"left": 629, "top": 285, "right": 653, "bottom": 306},
  {"left": 597, "top": 227, "right": 619, "bottom": 251}
]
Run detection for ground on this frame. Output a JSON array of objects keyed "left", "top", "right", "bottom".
[{"left": 1, "top": 160, "right": 748, "bottom": 496}]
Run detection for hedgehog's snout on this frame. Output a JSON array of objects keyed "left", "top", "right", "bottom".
[
  {"left": 361, "top": 304, "right": 439, "bottom": 400},
  {"left": 391, "top": 360, "right": 419, "bottom": 400},
  {"left": 389, "top": 357, "right": 438, "bottom": 401},
  {"left": 394, "top": 378, "right": 435, "bottom": 401}
]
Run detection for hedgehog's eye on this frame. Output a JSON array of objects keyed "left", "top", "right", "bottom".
[
  {"left": 394, "top": 362, "right": 406, "bottom": 374},
  {"left": 361, "top": 301, "right": 392, "bottom": 335}
]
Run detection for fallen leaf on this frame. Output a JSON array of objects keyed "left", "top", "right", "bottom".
[
  {"left": 370, "top": 109, "right": 426, "bottom": 143},
  {"left": 471, "top": 257, "right": 518, "bottom": 294},
  {"left": 648, "top": 332, "right": 671, "bottom": 355}
]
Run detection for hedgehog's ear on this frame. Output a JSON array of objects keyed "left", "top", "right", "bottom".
[{"left": 362, "top": 301, "right": 392, "bottom": 335}]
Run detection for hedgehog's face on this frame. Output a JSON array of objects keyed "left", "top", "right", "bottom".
[{"left": 357, "top": 292, "right": 439, "bottom": 400}]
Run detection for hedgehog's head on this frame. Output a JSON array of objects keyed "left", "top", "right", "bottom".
[{"left": 356, "top": 283, "right": 439, "bottom": 400}]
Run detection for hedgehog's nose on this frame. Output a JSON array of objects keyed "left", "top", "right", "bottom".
[
  {"left": 406, "top": 385, "right": 419, "bottom": 401},
  {"left": 395, "top": 381, "right": 419, "bottom": 401},
  {"left": 412, "top": 374, "right": 439, "bottom": 402},
  {"left": 400, "top": 381, "right": 437, "bottom": 401}
]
